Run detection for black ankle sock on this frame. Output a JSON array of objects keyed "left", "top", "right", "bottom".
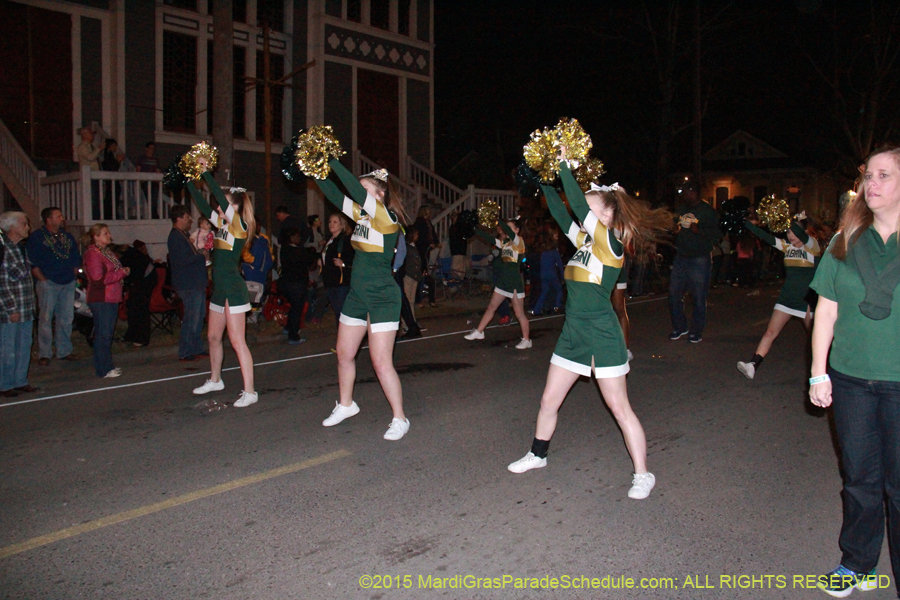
[
  {"left": 751, "top": 354, "right": 764, "bottom": 367},
  {"left": 531, "top": 438, "right": 550, "bottom": 459}
]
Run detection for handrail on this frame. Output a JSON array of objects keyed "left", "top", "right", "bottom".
[
  {"left": 408, "top": 157, "right": 465, "bottom": 208},
  {"left": 0, "top": 117, "right": 44, "bottom": 222}
]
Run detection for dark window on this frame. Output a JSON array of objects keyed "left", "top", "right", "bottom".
[
  {"left": 417, "top": 0, "right": 430, "bottom": 42},
  {"left": 163, "top": 31, "right": 197, "bottom": 133},
  {"left": 256, "top": 52, "right": 284, "bottom": 143},
  {"left": 234, "top": 46, "right": 246, "bottom": 138},
  {"left": 163, "top": 0, "right": 196, "bottom": 10},
  {"left": 206, "top": 40, "right": 213, "bottom": 133},
  {"left": 347, "top": 0, "right": 361, "bottom": 22},
  {"left": 233, "top": 0, "right": 247, "bottom": 22},
  {"left": 325, "top": 0, "right": 342, "bottom": 17},
  {"left": 257, "top": 0, "right": 284, "bottom": 32},
  {"left": 398, "top": 0, "right": 411, "bottom": 35},
  {"left": 738, "top": 142, "right": 746, "bottom": 156},
  {"left": 371, "top": 0, "right": 389, "bottom": 29}
]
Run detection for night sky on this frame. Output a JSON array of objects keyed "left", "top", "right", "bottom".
[{"left": 432, "top": 1, "right": 895, "bottom": 196}]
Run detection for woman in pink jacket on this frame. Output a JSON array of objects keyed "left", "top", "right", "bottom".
[{"left": 82, "top": 224, "right": 129, "bottom": 378}]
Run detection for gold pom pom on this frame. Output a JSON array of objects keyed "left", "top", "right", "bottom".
[
  {"left": 293, "top": 125, "right": 346, "bottom": 180},
  {"left": 523, "top": 126, "right": 559, "bottom": 183},
  {"left": 757, "top": 195, "right": 791, "bottom": 233},
  {"left": 179, "top": 141, "right": 218, "bottom": 180},
  {"left": 478, "top": 200, "right": 500, "bottom": 228},
  {"left": 575, "top": 157, "right": 606, "bottom": 191},
  {"left": 522, "top": 118, "right": 593, "bottom": 183},
  {"left": 554, "top": 118, "right": 592, "bottom": 169}
]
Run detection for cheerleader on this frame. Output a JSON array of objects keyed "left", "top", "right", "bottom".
[
  {"left": 186, "top": 170, "right": 258, "bottom": 408},
  {"left": 508, "top": 153, "right": 669, "bottom": 500},
  {"left": 314, "top": 159, "right": 411, "bottom": 441},
  {"left": 465, "top": 219, "right": 531, "bottom": 349},
  {"left": 736, "top": 212, "right": 821, "bottom": 379}
]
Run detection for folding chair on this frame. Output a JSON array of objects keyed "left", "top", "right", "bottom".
[
  {"left": 149, "top": 266, "right": 184, "bottom": 334},
  {"left": 432, "top": 257, "right": 469, "bottom": 300}
]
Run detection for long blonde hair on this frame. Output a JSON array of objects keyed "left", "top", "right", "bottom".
[
  {"left": 832, "top": 145, "right": 900, "bottom": 261},
  {"left": 361, "top": 175, "right": 409, "bottom": 225},
  {"left": 597, "top": 189, "right": 673, "bottom": 248},
  {"left": 225, "top": 191, "right": 256, "bottom": 247}
]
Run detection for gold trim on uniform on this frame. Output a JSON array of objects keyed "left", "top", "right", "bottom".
[{"left": 211, "top": 205, "right": 248, "bottom": 251}]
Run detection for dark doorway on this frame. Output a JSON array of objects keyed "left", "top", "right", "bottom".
[
  {"left": 357, "top": 68, "right": 399, "bottom": 175},
  {"left": 0, "top": 0, "right": 73, "bottom": 161}
]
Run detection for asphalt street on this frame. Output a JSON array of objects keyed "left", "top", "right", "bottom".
[{"left": 1, "top": 285, "right": 894, "bottom": 600}]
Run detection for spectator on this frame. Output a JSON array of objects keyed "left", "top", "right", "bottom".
[
  {"left": 27, "top": 206, "right": 82, "bottom": 366},
  {"left": 278, "top": 228, "right": 308, "bottom": 344},
  {"left": 448, "top": 210, "right": 469, "bottom": 279},
  {"left": 135, "top": 142, "right": 162, "bottom": 218},
  {"left": 119, "top": 239, "right": 157, "bottom": 347},
  {"left": 308, "top": 213, "right": 355, "bottom": 325},
  {"left": 414, "top": 205, "right": 439, "bottom": 271},
  {"left": 82, "top": 224, "right": 129, "bottom": 378},
  {"left": 402, "top": 228, "right": 423, "bottom": 321},
  {"left": 167, "top": 205, "right": 208, "bottom": 362},
  {"left": 190, "top": 215, "right": 215, "bottom": 266},
  {"left": 667, "top": 181, "right": 722, "bottom": 343},
  {"left": 532, "top": 233, "right": 565, "bottom": 315},
  {"left": 241, "top": 224, "right": 274, "bottom": 323},
  {"left": 77, "top": 127, "right": 105, "bottom": 219},
  {"left": 275, "top": 205, "right": 310, "bottom": 249},
  {"left": 0, "top": 212, "right": 38, "bottom": 397},
  {"left": 100, "top": 139, "right": 124, "bottom": 219},
  {"left": 305, "top": 214, "right": 325, "bottom": 262},
  {"left": 134, "top": 142, "right": 161, "bottom": 174}
]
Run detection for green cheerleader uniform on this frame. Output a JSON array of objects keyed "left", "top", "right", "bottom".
[
  {"left": 186, "top": 172, "right": 250, "bottom": 314},
  {"left": 542, "top": 162, "right": 629, "bottom": 378},
  {"left": 474, "top": 222, "right": 526, "bottom": 298},
  {"left": 744, "top": 220, "right": 821, "bottom": 318},
  {"left": 315, "top": 159, "right": 401, "bottom": 331}
]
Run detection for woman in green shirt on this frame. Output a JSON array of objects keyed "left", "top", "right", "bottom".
[{"left": 809, "top": 146, "right": 900, "bottom": 598}]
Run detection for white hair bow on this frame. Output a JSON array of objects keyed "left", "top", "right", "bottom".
[
  {"left": 589, "top": 182, "right": 620, "bottom": 193},
  {"left": 229, "top": 187, "right": 247, "bottom": 194}
]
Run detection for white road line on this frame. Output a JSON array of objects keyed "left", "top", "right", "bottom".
[{"left": 1, "top": 296, "right": 666, "bottom": 409}]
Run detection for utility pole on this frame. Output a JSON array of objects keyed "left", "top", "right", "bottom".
[
  {"left": 244, "top": 22, "right": 314, "bottom": 234},
  {"left": 212, "top": 0, "right": 234, "bottom": 187},
  {"left": 693, "top": 0, "right": 703, "bottom": 202}
]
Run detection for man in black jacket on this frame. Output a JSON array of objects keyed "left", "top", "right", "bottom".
[{"left": 167, "top": 205, "right": 208, "bottom": 361}]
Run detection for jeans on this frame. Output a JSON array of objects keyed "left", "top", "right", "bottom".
[
  {"left": 327, "top": 286, "right": 351, "bottom": 323},
  {"left": 177, "top": 288, "right": 206, "bottom": 359},
  {"left": 89, "top": 302, "right": 118, "bottom": 377},
  {"left": 668, "top": 255, "right": 711, "bottom": 335},
  {"left": 0, "top": 320, "right": 34, "bottom": 391},
  {"left": 831, "top": 369, "right": 900, "bottom": 587},
  {"left": 395, "top": 273, "right": 420, "bottom": 331},
  {"left": 532, "top": 276, "right": 563, "bottom": 314},
  {"left": 36, "top": 279, "right": 75, "bottom": 359}
]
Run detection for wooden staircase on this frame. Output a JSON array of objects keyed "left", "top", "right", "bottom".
[{"left": 0, "top": 118, "right": 44, "bottom": 224}]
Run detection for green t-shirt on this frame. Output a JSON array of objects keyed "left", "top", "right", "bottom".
[{"left": 810, "top": 227, "right": 900, "bottom": 381}]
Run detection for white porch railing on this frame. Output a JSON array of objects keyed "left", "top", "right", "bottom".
[
  {"left": 432, "top": 187, "right": 520, "bottom": 244},
  {"left": 40, "top": 166, "right": 172, "bottom": 224},
  {"left": 0, "top": 117, "right": 45, "bottom": 222},
  {"left": 408, "top": 157, "right": 465, "bottom": 209}
]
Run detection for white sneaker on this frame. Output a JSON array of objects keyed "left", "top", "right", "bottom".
[
  {"left": 193, "top": 379, "right": 225, "bottom": 395},
  {"left": 508, "top": 452, "right": 547, "bottom": 473},
  {"left": 233, "top": 391, "right": 258, "bottom": 408},
  {"left": 627, "top": 349, "right": 634, "bottom": 362},
  {"left": 383, "top": 417, "right": 410, "bottom": 441},
  {"left": 464, "top": 329, "right": 485, "bottom": 340},
  {"left": 628, "top": 472, "right": 656, "bottom": 499},
  {"left": 515, "top": 338, "right": 532, "bottom": 350},
  {"left": 104, "top": 368, "right": 122, "bottom": 378},
  {"left": 737, "top": 361, "right": 755, "bottom": 380},
  {"left": 322, "top": 401, "right": 360, "bottom": 426}
]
